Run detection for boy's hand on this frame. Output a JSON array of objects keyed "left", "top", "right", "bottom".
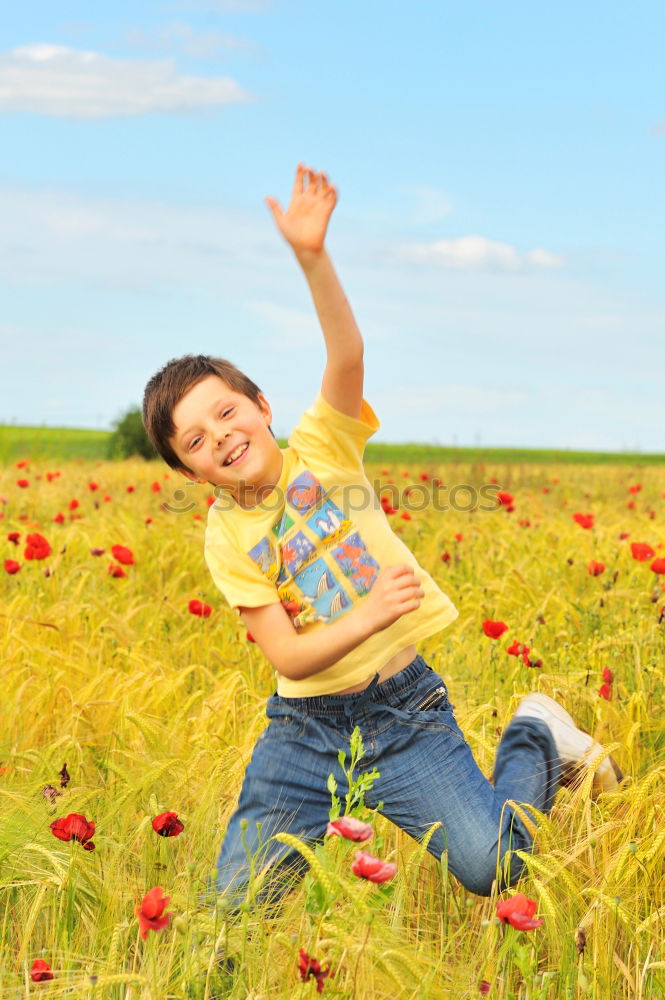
[
  {"left": 265, "top": 164, "right": 337, "bottom": 257},
  {"left": 360, "top": 565, "right": 425, "bottom": 635}
]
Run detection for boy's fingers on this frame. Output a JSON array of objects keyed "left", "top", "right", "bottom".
[
  {"left": 292, "top": 164, "right": 305, "bottom": 198},
  {"left": 264, "top": 196, "right": 284, "bottom": 223}
]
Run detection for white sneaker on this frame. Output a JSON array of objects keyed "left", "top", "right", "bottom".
[{"left": 513, "top": 692, "right": 623, "bottom": 797}]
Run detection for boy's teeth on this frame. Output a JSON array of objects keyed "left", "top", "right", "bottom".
[{"left": 225, "top": 444, "right": 247, "bottom": 465}]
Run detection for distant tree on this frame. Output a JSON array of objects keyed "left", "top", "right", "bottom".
[{"left": 107, "top": 406, "right": 157, "bottom": 460}]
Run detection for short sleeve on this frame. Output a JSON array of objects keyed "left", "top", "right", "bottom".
[
  {"left": 204, "top": 534, "right": 282, "bottom": 610},
  {"left": 289, "top": 393, "right": 380, "bottom": 472}
]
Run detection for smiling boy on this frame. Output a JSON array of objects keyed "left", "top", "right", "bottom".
[{"left": 142, "top": 164, "right": 621, "bottom": 906}]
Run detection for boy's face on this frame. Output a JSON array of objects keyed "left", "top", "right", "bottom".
[{"left": 169, "top": 375, "right": 283, "bottom": 504}]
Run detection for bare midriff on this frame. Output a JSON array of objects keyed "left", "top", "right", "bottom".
[{"left": 335, "top": 643, "right": 417, "bottom": 695}]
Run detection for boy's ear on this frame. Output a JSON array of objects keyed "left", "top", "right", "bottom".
[
  {"left": 257, "top": 392, "right": 273, "bottom": 425},
  {"left": 176, "top": 465, "right": 206, "bottom": 485}
]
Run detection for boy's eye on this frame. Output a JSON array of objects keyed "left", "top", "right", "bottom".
[{"left": 186, "top": 406, "right": 234, "bottom": 450}]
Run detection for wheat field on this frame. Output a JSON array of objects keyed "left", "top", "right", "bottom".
[{"left": 1, "top": 456, "right": 663, "bottom": 999}]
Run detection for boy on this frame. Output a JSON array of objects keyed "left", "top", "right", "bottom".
[{"left": 142, "top": 164, "right": 621, "bottom": 904}]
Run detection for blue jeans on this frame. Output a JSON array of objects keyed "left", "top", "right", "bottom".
[{"left": 214, "top": 655, "right": 561, "bottom": 901}]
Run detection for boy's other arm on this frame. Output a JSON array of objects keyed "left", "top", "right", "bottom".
[
  {"left": 239, "top": 564, "right": 424, "bottom": 681},
  {"left": 265, "top": 165, "right": 364, "bottom": 419}
]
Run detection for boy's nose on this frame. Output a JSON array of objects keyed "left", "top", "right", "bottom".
[{"left": 214, "top": 426, "right": 232, "bottom": 446}]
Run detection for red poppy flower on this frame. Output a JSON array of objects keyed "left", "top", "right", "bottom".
[
  {"left": 400, "top": 511, "right": 412, "bottom": 521},
  {"left": 628, "top": 483, "right": 642, "bottom": 494},
  {"left": 420, "top": 472, "right": 429, "bottom": 481},
  {"left": 441, "top": 551, "right": 451, "bottom": 562},
  {"left": 90, "top": 547, "right": 106, "bottom": 556},
  {"left": 506, "top": 639, "right": 528, "bottom": 667},
  {"left": 88, "top": 482, "right": 99, "bottom": 491},
  {"left": 25, "top": 533, "right": 51, "bottom": 560},
  {"left": 108, "top": 564, "right": 126, "bottom": 578},
  {"left": 69, "top": 499, "right": 80, "bottom": 511},
  {"left": 145, "top": 516, "right": 153, "bottom": 524},
  {"left": 602, "top": 667, "right": 614, "bottom": 684},
  {"left": 46, "top": 471, "right": 61, "bottom": 482},
  {"left": 298, "top": 949, "right": 331, "bottom": 993},
  {"left": 4, "top": 560, "right": 20, "bottom": 575},
  {"left": 126, "top": 485, "right": 135, "bottom": 493},
  {"left": 17, "top": 479, "right": 29, "bottom": 488},
  {"left": 650, "top": 558, "right": 665, "bottom": 575},
  {"left": 50, "top": 813, "right": 95, "bottom": 850},
  {"left": 619, "top": 532, "right": 630, "bottom": 540},
  {"left": 483, "top": 620, "right": 508, "bottom": 639},
  {"left": 351, "top": 850, "right": 397, "bottom": 883},
  {"left": 188, "top": 599, "right": 212, "bottom": 617},
  {"left": 497, "top": 491, "right": 514, "bottom": 507},
  {"left": 30, "top": 959, "right": 54, "bottom": 982},
  {"left": 111, "top": 544, "right": 134, "bottom": 565},
  {"left": 599, "top": 683, "right": 612, "bottom": 701},
  {"left": 631, "top": 542, "right": 655, "bottom": 562},
  {"left": 588, "top": 560, "right": 605, "bottom": 576},
  {"left": 627, "top": 500, "right": 635, "bottom": 510},
  {"left": 53, "top": 512, "right": 65, "bottom": 524},
  {"left": 480, "top": 983, "right": 491, "bottom": 996},
  {"left": 542, "top": 487, "right": 550, "bottom": 494},
  {"left": 151, "top": 482, "right": 161, "bottom": 493},
  {"left": 7, "top": 532, "right": 20, "bottom": 544},
  {"left": 519, "top": 519, "right": 531, "bottom": 527},
  {"left": 572, "top": 513, "right": 594, "bottom": 530},
  {"left": 455, "top": 533, "right": 463, "bottom": 541},
  {"left": 152, "top": 812, "right": 184, "bottom": 837},
  {"left": 103, "top": 495, "right": 112, "bottom": 503},
  {"left": 136, "top": 887, "right": 172, "bottom": 940},
  {"left": 326, "top": 816, "right": 373, "bottom": 842},
  {"left": 16, "top": 460, "right": 28, "bottom": 469},
  {"left": 496, "top": 893, "right": 543, "bottom": 931}
]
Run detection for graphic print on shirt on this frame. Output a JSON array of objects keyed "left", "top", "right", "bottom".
[
  {"left": 280, "top": 531, "right": 316, "bottom": 576},
  {"left": 306, "top": 498, "right": 352, "bottom": 543},
  {"left": 247, "top": 536, "right": 278, "bottom": 580},
  {"left": 272, "top": 511, "right": 294, "bottom": 538},
  {"left": 293, "top": 558, "right": 351, "bottom": 623},
  {"left": 286, "top": 471, "right": 326, "bottom": 513},
  {"left": 331, "top": 531, "right": 380, "bottom": 596},
  {"left": 246, "top": 469, "right": 380, "bottom": 629}
]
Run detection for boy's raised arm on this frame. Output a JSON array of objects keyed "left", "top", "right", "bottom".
[{"left": 265, "top": 164, "right": 364, "bottom": 419}]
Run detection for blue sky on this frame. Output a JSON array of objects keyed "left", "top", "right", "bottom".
[{"left": 1, "top": 0, "right": 663, "bottom": 450}]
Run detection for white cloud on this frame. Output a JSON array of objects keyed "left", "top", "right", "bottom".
[
  {"left": 0, "top": 44, "right": 250, "bottom": 118},
  {"left": 124, "top": 23, "right": 253, "bottom": 59},
  {"left": 399, "top": 235, "right": 564, "bottom": 271},
  {"left": 524, "top": 248, "right": 565, "bottom": 269}
]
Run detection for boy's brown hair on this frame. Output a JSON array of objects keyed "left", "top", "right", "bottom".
[{"left": 142, "top": 354, "right": 268, "bottom": 473}]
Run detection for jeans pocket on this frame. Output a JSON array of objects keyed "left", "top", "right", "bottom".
[
  {"left": 399, "top": 678, "right": 466, "bottom": 742},
  {"left": 401, "top": 674, "right": 452, "bottom": 713}
]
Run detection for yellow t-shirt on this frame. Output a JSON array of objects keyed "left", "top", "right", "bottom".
[{"left": 204, "top": 393, "right": 458, "bottom": 696}]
